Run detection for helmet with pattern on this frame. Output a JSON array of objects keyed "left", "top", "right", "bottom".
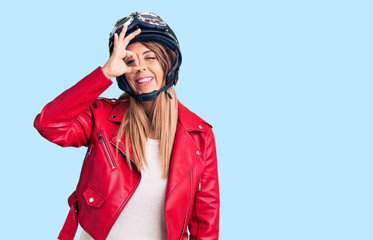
[{"left": 108, "top": 12, "right": 182, "bottom": 101}]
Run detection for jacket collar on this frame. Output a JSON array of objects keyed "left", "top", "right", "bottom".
[{"left": 177, "top": 102, "right": 211, "bottom": 133}]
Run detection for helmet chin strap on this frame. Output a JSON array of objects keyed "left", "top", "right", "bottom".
[{"left": 130, "top": 81, "right": 173, "bottom": 101}]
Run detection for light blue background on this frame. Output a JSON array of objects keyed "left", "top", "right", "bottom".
[{"left": 1, "top": 0, "right": 372, "bottom": 239}]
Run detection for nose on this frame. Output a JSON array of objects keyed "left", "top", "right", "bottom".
[
  {"left": 134, "top": 59, "right": 147, "bottom": 72},
  {"left": 136, "top": 65, "right": 146, "bottom": 72}
]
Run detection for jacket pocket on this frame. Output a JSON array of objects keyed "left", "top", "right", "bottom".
[{"left": 83, "top": 185, "right": 106, "bottom": 208}]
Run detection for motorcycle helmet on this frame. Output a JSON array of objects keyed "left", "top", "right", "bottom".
[{"left": 108, "top": 12, "right": 182, "bottom": 101}]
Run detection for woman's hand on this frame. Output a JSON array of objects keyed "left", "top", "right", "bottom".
[{"left": 102, "top": 25, "right": 141, "bottom": 79}]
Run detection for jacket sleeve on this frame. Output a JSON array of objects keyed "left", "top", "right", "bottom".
[
  {"left": 188, "top": 129, "right": 220, "bottom": 240},
  {"left": 34, "top": 67, "right": 113, "bottom": 147}
]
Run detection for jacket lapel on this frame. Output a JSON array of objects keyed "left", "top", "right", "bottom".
[
  {"left": 165, "top": 103, "right": 206, "bottom": 198},
  {"left": 165, "top": 123, "right": 199, "bottom": 198}
]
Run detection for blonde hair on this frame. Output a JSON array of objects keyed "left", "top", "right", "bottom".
[{"left": 116, "top": 41, "right": 178, "bottom": 179}]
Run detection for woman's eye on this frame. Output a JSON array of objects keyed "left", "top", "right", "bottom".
[
  {"left": 126, "top": 60, "right": 134, "bottom": 65},
  {"left": 146, "top": 57, "right": 156, "bottom": 60}
]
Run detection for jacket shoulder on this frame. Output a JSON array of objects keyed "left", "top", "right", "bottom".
[
  {"left": 96, "top": 97, "right": 119, "bottom": 105},
  {"left": 88, "top": 98, "right": 121, "bottom": 118},
  {"left": 91, "top": 97, "right": 122, "bottom": 111},
  {"left": 92, "top": 98, "right": 128, "bottom": 124},
  {"left": 178, "top": 102, "right": 213, "bottom": 132}
]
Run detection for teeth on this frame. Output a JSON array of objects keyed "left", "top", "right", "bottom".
[{"left": 137, "top": 77, "right": 152, "bottom": 83}]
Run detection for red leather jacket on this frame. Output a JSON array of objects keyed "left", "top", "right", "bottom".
[{"left": 34, "top": 67, "right": 220, "bottom": 240}]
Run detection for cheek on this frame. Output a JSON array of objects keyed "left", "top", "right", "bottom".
[
  {"left": 155, "top": 72, "right": 165, "bottom": 87},
  {"left": 157, "top": 72, "right": 164, "bottom": 81},
  {"left": 154, "top": 64, "right": 165, "bottom": 81},
  {"left": 124, "top": 73, "right": 135, "bottom": 84}
]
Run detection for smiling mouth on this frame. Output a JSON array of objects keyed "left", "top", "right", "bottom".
[{"left": 135, "top": 77, "right": 153, "bottom": 87}]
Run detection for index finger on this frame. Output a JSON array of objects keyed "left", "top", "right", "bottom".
[
  {"left": 123, "top": 28, "right": 141, "bottom": 45},
  {"left": 118, "top": 24, "right": 128, "bottom": 39}
]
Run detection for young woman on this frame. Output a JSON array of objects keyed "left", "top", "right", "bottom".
[{"left": 34, "top": 12, "right": 219, "bottom": 240}]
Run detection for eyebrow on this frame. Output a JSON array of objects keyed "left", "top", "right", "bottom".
[{"left": 143, "top": 50, "right": 153, "bottom": 55}]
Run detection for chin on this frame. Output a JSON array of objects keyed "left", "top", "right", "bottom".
[{"left": 137, "top": 88, "right": 158, "bottom": 94}]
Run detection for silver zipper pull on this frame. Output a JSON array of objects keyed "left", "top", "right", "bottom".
[
  {"left": 98, "top": 132, "right": 104, "bottom": 142},
  {"left": 87, "top": 144, "right": 94, "bottom": 155},
  {"left": 198, "top": 177, "right": 202, "bottom": 191}
]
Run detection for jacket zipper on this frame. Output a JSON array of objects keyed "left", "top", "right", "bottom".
[
  {"left": 83, "top": 144, "right": 94, "bottom": 161},
  {"left": 110, "top": 140, "right": 137, "bottom": 166},
  {"left": 98, "top": 132, "right": 116, "bottom": 169},
  {"left": 179, "top": 170, "right": 193, "bottom": 240},
  {"left": 198, "top": 176, "right": 202, "bottom": 191},
  {"left": 87, "top": 144, "right": 94, "bottom": 156}
]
